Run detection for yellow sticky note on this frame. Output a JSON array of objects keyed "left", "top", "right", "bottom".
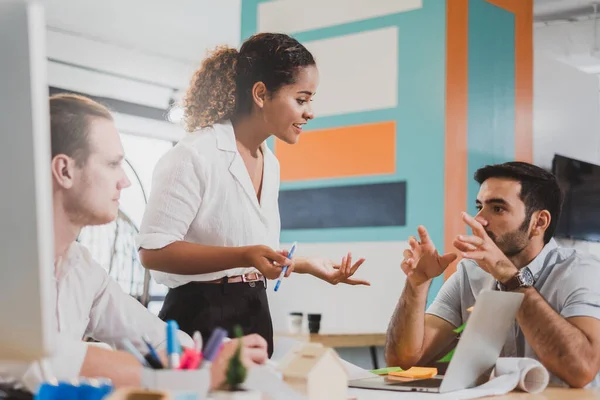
[{"left": 389, "top": 367, "right": 437, "bottom": 379}]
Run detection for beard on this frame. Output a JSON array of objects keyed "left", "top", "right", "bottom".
[
  {"left": 64, "top": 194, "right": 116, "bottom": 226},
  {"left": 485, "top": 214, "right": 532, "bottom": 257},
  {"left": 62, "top": 173, "right": 116, "bottom": 226}
]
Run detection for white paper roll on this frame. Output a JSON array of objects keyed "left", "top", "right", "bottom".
[{"left": 494, "top": 358, "right": 549, "bottom": 394}]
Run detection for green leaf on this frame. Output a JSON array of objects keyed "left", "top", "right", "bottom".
[
  {"left": 453, "top": 322, "right": 467, "bottom": 334},
  {"left": 233, "top": 325, "right": 243, "bottom": 339},
  {"left": 225, "top": 325, "right": 247, "bottom": 390},
  {"left": 436, "top": 348, "right": 455, "bottom": 363},
  {"left": 437, "top": 317, "right": 469, "bottom": 363}
]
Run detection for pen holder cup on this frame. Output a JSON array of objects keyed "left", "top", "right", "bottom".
[{"left": 141, "top": 367, "right": 210, "bottom": 399}]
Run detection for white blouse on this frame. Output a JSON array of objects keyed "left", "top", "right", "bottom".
[{"left": 137, "top": 121, "right": 282, "bottom": 288}]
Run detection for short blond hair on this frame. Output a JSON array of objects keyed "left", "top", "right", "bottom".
[{"left": 49, "top": 93, "right": 113, "bottom": 166}]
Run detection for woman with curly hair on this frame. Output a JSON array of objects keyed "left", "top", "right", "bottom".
[{"left": 136, "top": 33, "right": 369, "bottom": 356}]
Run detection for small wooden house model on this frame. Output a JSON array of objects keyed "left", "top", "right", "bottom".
[{"left": 277, "top": 343, "right": 348, "bottom": 400}]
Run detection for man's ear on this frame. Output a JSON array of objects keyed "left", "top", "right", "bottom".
[
  {"left": 251, "top": 81, "right": 268, "bottom": 109},
  {"left": 531, "top": 210, "right": 551, "bottom": 239},
  {"left": 51, "top": 155, "right": 76, "bottom": 189}
]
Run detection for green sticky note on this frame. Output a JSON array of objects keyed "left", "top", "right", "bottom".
[{"left": 369, "top": 367, "right": 403, "bottom": 375}]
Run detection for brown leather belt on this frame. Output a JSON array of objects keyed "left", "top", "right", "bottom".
[{"left": 203, "top": 272, "right": 265, "bottom": 284}]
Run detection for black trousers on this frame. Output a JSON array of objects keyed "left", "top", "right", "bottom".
[{"left": 158, "top": 279, "right": 274, "bottom": 357}]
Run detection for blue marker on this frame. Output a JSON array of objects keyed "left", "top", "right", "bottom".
[
  {"left": 166, "top": 320, "right": 181, "bottom": 369},
  {"left": 274, "top": 242, "right": 297, "bottom": 292}
]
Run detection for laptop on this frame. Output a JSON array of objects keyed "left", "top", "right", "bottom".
[{"left": 349, "top": 290, "right": 524, "bottom": 393}]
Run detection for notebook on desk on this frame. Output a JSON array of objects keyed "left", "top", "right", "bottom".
[{"left": 349, "top": 290, "right": 524, "bottom": 393}]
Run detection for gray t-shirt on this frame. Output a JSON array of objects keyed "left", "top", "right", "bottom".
[{"left": 427, "top": 239, "right": 600, "bottom": 387}]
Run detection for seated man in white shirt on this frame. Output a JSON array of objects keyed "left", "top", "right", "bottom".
[{"left": 14, "top": 93, "right": 268, "bottom": 392}]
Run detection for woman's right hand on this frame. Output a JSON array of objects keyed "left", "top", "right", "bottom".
[{"left": 241, "top": 245, "right": 293, "bottom": 280}]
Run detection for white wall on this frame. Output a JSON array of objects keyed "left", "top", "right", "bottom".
[
  {"left": 268, "top": 242, "right": 407, "bottom": 335},
  {"left": 46, "top": 30, "right": 195, "bottom": 94},
  {"left": 44, "top": 0, "right": 242, "bottom": 89},
  {"left": 534, "top": 16, "right": 600, "bottom": 75},
  {"left": 534, "top": 50, "right": 600, "bottom": 169},
  {"left": 47, "top": 34, "right": 187, "bottom": 142},
  {"left": 534, "top": 50, "right": 600, "bottom": 257}
]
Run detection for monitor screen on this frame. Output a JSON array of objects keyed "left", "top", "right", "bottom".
[
  {"left": 0, "top": 0, "right": 55, "bottom": 361},
  {"left": 552, "top": 154, "right": 600, "bottom": 242}
]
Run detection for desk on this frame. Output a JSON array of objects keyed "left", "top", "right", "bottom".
[
  {"left": 108, "top": 386, "right": 598, "bottom": 400},
  {"left": 350, "top": 387, "right": 600, "bottom": 399},
  {"left": 275, "top": 333, "right": 385, "bottom": 369},
  {"left": 483, "top": 387, "right": 600, "bottom": 399}
]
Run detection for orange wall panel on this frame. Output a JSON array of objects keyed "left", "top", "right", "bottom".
[
  {"left": 444, "top": 0, "right": 469, "bottom": 278},
  {"left": 276, "top": 121, "right": 396, "bottom": 182}
]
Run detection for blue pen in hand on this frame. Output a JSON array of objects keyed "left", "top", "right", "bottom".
[{"left": 274, "top": 241, "right": 297, "bottom": 292}]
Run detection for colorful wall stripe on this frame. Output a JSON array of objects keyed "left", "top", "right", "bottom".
[
  {"left": 487, "top": 0, "right": 534, "bottom": 164},
  {"left": 279, "top": 182, "right": 407, "bottom": 229},
  {"left": 443, "top": 0, "right": 469, "bottom": 279},
  {"left": 467, "top": 0, "right": 516, "bottom": 217},
  {"left": 276, "top": 121, "right": 396, "bottom": 182}
]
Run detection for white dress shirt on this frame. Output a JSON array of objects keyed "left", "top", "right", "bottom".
[
  {"left": 53, "top": 242, "right": 192, "bottom": 350},
  {"left": 3, "top": 241, "right": 193, "bottom": 392},
  {"left": 137, "top": 121, "right": 282, "bottom": 288}
]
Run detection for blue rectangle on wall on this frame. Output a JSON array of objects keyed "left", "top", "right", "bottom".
[{"left": 279, "top": 182, "right": 406, "bottom": 230}]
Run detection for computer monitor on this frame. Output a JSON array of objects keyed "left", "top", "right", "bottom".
[{"left": 0, "top": 0, "right": 55, "bottom": 361}]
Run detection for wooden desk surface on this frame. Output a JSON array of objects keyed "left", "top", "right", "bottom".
[
  {"left": 484, "top": 387, "right": 600, "bottom": 399},
  {"left": 276, "top": 332, "right": 386, "bottom": 348},
  {"left": 276, "top": 335, "right": 600, "bottom": 398},
  {"left": 350, "top": 387, "right": 600, "bottom": 399}
]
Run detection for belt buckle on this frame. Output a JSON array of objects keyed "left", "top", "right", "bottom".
[{"left": 241, "top": 273, "right": 256, "bottom": 283}]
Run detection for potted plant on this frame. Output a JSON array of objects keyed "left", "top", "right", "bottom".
[{"left": 211, "top": 326, "right": 261, "bottom": 400}]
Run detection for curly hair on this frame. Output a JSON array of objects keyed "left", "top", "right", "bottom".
[
  {"left": 182, "top": 33, "right": 316, "bottom": 132},
  {"left": 182, "top": 46, "right": 238, "bottom": 132}
]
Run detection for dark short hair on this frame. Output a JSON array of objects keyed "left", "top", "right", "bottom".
[
  {"left": 49, "top": 94, "right": 113, "bottom": 166},
  {"left": 474, "top": 161, "right": 563, "bottom": 244}
]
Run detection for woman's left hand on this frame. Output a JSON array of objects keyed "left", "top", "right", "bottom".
[{"left": 304, "top": 253, "right": 369, "bottom": 286}]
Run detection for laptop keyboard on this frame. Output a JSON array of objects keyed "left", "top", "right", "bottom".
[{"left": 388, "top": 378, "right": 443, "bottom": 388}]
